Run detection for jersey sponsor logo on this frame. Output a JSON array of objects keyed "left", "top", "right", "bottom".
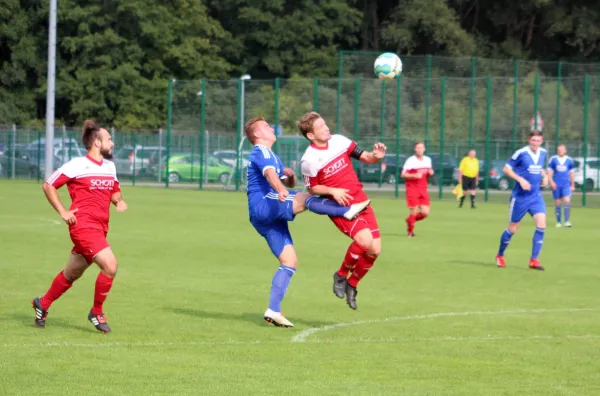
[
  {"left": 322, "top": 157, "right": 348, "bottom": 177},
  {"left": 528, "top": 164, "right": 543, "bottom": 174},
  {"left": 90, "top": 179, "right": 115, "bottom": 190},
  {"left": 556, "top": 165, "right": 568, "bottom": 172}
]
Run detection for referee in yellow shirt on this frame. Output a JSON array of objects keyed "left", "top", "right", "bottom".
[{"left": 458, "top": 149, "right": 479, "bottom": 208}]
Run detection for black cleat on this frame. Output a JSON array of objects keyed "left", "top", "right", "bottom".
[
  {"left": 345, "top": 284, "right": 358, "bottom": 310},
  {"left": 333, "top": 272, "right": 347, "bottom": 299},
  {"left": 32, "top": 297, "right": 48, "bottom": 328},
  {"left": 408, "top": 232, "right": 416, "bottom": 238},
  {"left": 471, "top": 204, "right": 477, "bottom": 209},
  {"left": 88, "top": 312, "right": 111, "bottom": 333}
]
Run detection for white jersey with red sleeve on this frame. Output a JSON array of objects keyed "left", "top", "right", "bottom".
[
  {"left": 402, "top": 155, "right": 432, "bottom": 191},
  {"left": 300, "top": 134, "right": 369, "bottom": 202},
  {"left": 46, "top": 155, "right": 120, "bottom": 232}
]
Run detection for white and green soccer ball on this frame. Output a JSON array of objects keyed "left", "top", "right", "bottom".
[{"left": 373, "top": 52, "right": 402, "bottom": 81}]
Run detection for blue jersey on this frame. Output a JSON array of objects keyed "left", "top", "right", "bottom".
[
  {"left": 548, "top": 155, "right": 574, "bottom": 186},
  {"left": 506, "top": 146, "right": 547, "bottom": 198},
  {"left": 246, "top": 145, "right": 285, "bottom": 205}
]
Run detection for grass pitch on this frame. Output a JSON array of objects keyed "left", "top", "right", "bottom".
[{"left": 1, "top": 181, "right": 600, "bottom": 395}]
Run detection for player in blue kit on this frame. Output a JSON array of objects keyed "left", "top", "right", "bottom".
[
  {"left": 496, "top": 130, "right": 548, "bottom": 270},
  {"left": 244, "top": 117, "right": 370, "bottom": 327},
  {"left": 547, "top": 144, "right": 575, "bottom": 228}
]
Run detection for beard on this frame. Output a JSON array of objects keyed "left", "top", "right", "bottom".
[{"left": 101, "top": 148, "right": 113, "bottom": 160}]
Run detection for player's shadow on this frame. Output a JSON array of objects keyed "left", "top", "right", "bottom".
[
  {"left": 449, "top": 259, "right": 531, "bottom": 271},
  {"left": 168, "top": 307, "right": 336, "bottom": 328},
  {"left": 7, "top": 312, "right": 95, "bottom": 333}
]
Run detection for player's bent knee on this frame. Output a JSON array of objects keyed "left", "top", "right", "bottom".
[
  {"left": 508, "top": 223, "right": 520, "bottom": 233},
  {"left": 293, "top": 192, "right": 309, "bottom": 213},
  {"left": 353, "top": 230, "right": 374, "bottom": 252},
  {"left": 278, "top": 245, "right": 298, "bottom": 268}
]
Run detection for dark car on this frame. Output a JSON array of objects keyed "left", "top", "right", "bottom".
[
  {"left": 0, "top": 145, "right": 39, "bottom": 178},
  {"left": 354, "top": 154, "right": 407, "bottom": 185},
  {"left": 429, "top": 153, "right": 458, "bottom": 185},
  {"left": 479, "top": 159, "right": 513, "bottom": 191}
]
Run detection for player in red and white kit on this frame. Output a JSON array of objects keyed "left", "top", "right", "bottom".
[
  {"left": 32, "top": 120, "right": 128, "bottom": 333},
  {"left": 298, "top": 112, "right": 386, "bottom": 310},
  {"left": 401, "top": 141, "right": 433, "bottom": 237}
]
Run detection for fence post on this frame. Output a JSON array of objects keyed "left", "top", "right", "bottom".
[
  {"left": 512, "top": 59, "right": 519, "bottom": 153},
  {"left": 158, "top": 128, "right": 163, "bottom": 183},
  {"left": 313, "top": 77, "right": 319, "bottom": 112},
  {"left": 199, "top": 79, "right": 206, "bottom": 189},
  {"left": 111, "top": 126, "right": 116, "bottom": 147},
  {"left": 335, "top": 51, "right": 343, "bottom": 134},
  {"left": 378, "top": 80, "right": 386, "bottom": 188},
  {"left": 438, "top": 77, "right": 446, "bottom": 200},
  {"left": 395, "top": 76, "right": 402, "bottom": 199},
  {"left": 597, "top": 69, "right": 600, "bottom": 191},
  {"left": 424, "top": 55, "right": 432, "bottom": 146},
  {"left": 273, "top": 77, "right": 280, "bottom": 153},
  {"left": 132, "top": 133, "right": 137, "bottom": 186},
  {"left": 469, "top": 57, "right": 476, "bottom": 147},
  {"left": 533, "top": 73, "right": 540, "bottom": 130},
  {"left": 582, "top": 75, "right": 589, "bottom": 207},
  {"left": 235, "top": 78, "right": 243, "bottom": 192},
  {"left": 555, "top": 61, "right": 562, "bottom": 146},
  {"left": 11, "top": 124, "right": 16, "bottom": 180},
  {"left": 484, "top": 76, "right": 492, "bottom": 202},
  {"left": 165, "top": 79, "right": 173, "bottom": 188},
  {"left": 37, "top": 130, "right": 42, "bottom": 182},
  {"left": 353, "top": 77, "right": 360, "bottom": 143}
]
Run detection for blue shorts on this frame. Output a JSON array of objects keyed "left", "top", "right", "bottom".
[
  {"left": 552, "top": 184, "right": 572, "bottom": 200},
  {"left": 508, "top": 194, "right": 546, "bottom": 223},
  {"left": 249, "top": 191, "right": 296, "bottom": 258}
]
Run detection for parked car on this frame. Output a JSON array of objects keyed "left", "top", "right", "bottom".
[
  {"left": 213, "top": 150, "right": 251, "bottom": 168},
  {"left": 428, "top": 153, "right": 458, "bottom": 185},
  {"left": 162, "top": 154, "right": 232, "bottom": 183},
  {"left": 452, "top": 159, "right": 515, "bottom": 191},
  {"left": 113, "top": 146, "right": 166, "bottom": 177},
  {"left": 28, "top": 137, "right": 84, "bottom": 158},
  {"left": 0, "top": 144, "right": 61, "bottom": 178},
  {"left": 354, "top": 154, "right": 407, "bottom": 185},
  {"left": 572, "top": 157, "right": 600, "bottom": 191}
]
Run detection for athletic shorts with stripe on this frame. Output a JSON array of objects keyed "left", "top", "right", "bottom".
[
  {"left": 249, "top": 190, "right": 297, "bottom": 258},
  {"left": 329, "top": 205, "right": 380, "bottom": 239}
]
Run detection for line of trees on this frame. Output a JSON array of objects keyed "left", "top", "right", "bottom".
[{"left": 1, "top": 0, "right": 599, "bottom": 130}]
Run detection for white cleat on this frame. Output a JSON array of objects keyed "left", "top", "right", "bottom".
[
  {"left": 343, "top": 200, "right": 371, "bottom": 220},
  {"left": 564, "top": 221, "right": 572, "bottom": 228},
  {"left": 556, "top": 223, "right": 563, "bottom": 228},
  {"left": 263, "top": 308, "right": 294, "bottom": 328}
]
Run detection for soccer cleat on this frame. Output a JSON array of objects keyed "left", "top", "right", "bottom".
[
  {"left": 556, "top": 223, "right": 563, "bottom": 228},
  {"left": 529, "top": 259, "right": 545, "bottom": 271},
  {"left": 564, "top": 221, "right": 572, "bottom": 228},
  {"left": 88, "top": 312, "right": 111, "bottom": 333},
  {"left": 32, "top": 297, "right": 48, "bottom": 328},
  {"left": 408, "top": 232, "right": 416, "bottom": 238},
  {"left": 343, "top": 200, "right": 371, "bottom": 220},
  {"left": 496, "top": 255, "right": 505, "bottom": 268},
  {"left": 345, "top": 284, "right": 358, "bottom": 310},
  {"left": 263, "top": 308, "right": 294, "bottom": 328},
  {"left": 471, "top": 204, "right": 477, "bottom": 209},
  {"left": 333, "top": 272, "right": 347, "bottom": 299}
]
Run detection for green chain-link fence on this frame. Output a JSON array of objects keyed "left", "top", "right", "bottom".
[{"left": 2, "top": 72, "right": 599, "bottom": 207}]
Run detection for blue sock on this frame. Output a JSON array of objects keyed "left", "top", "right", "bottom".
[
  {"left": 531, "top": 227, "right": 545, "bottom": 259},
  {"left": 555, "top": 205, "right": 561, "bottom": 223},
  {"left": 306, "top": 196, "right": 348, "bottom": 217},
  {"left": 498, "top": 229, "right": 513, "bottom": 256},
  {"left": 268, "top": 265, "right": 296, "bottom": 312},
  {"left": 564, "top": 202, "right": 570, "bottom": 222}
]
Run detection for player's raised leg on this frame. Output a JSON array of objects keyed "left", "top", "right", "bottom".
[
  {"left": 293, "top": 192, "right": 370, "bottom": 220},
  {"left": 88, "top": 247, "right": 118, "bottom": 332},
  {"left": 32, "top": 253, "right": 89, "bottom": 327},
  {"left": 529, "top": 212, "right": 546, "bottom": 270}
]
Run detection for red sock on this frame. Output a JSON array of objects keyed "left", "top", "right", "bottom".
[
  {"left": 416, "top": 213, "right": 427, "bottom": 221},
  {"left": 91, "top": 273, "right": 114, "bottom": 315},
  {"left": 338, "top": 242, "right": 367, "bottom": 277},
  {"left": 348, "top": 254, "right": 376, "bottom": 288},
  {"left": 406, "top": 214, "right": 416, "bottom": 233},
  {"left": 40, "top": 271, "right": 73, "bottom": 310}
]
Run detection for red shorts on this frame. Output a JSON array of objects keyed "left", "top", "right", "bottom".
[
  {"left": 330, "top": 206, "right": 380, "bottom": 239},
  {"left": 70, "top": 228, "right": 110, "bottom": 264},
  {"left": 406, "top": 189, "right": 430, "bottom": 208}
]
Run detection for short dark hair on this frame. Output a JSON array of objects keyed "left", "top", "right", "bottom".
[
  {"left": 82, "top": 120, "right": 101, "bottom": 149},
  {"left": 244, "top": 117, "right": 265, "bottom": 144},
  {"left": 530, "top": 130, "right": 543, "bottom": 137},
  {"left": 296, "top": 112, "right": 322, "bottom": 139}
]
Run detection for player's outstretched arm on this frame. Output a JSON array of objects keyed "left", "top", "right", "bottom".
[
  {"left": 42, "top": 183, "right": 78, "bottom": 225},
  {"left": 307, "top": 185, "right": 353, "bottom": 206},
  {"left": 358, "top": 142, "right": 387, "bottom": 164}
]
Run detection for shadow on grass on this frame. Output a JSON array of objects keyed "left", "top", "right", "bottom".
[
  {"left": 167, "top": 307, "right": 337, "bottom": 328},
  {"left": 7, "top": 311, "right": 96, "bottom": 333}
]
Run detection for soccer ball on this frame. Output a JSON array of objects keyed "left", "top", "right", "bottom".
[{"left": 373, "top": 53, "right": 402, "bottom": 81}]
